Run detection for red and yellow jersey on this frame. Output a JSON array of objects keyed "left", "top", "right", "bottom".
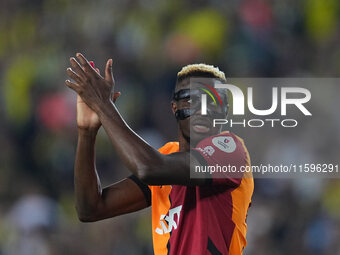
[{"left": 130, "top": 132, "right": 253, "bottom": 255}]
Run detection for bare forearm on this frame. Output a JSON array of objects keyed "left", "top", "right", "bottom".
[
  {"left": 66, "top": 53, "right": 206, "bottom": 186},
  {"left": 74, "top": 129, "right": 102, "bottom": 217},
  {"left": 95, "top": 101, "right": 203, "bottom": 185},
  {"left": 96, "top": 101, "right": 163, "bottom": 180}
]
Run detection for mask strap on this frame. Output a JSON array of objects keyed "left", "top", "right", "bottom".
[{"left": 175, "top": 109, "right": 196, "bottom": 120}]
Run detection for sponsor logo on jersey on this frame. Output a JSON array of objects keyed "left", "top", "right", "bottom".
[
  {"left": 155, "top": 205, "right": 182, "bottom": 235},
  {"left": 212, "top": 136, "right": 236, "bottom": 153}
]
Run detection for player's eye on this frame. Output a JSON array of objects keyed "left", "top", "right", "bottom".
[{"left": 190, "top": 95, "right": 201, "bottom": 104}]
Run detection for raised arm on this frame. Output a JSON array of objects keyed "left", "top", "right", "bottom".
[
  {"left": 75, "top": 128, "right": 150, "bottom": 222},
  {"left": 71, "top": 62, "right": 150, "bottom": 222},
  {"left": 66, "top": 53, "right": 206, "bottom": 186}
]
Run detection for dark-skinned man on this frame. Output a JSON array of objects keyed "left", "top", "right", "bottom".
[{"left": 66, "top": 53, "right": 253, "bottom": 255}]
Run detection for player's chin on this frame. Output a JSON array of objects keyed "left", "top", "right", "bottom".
[
  {"left": 190, "top": 128, "right": 213, "bottom": 144},
  {"left": 191, "top": 124, "right": 221, "bottom": 142}
]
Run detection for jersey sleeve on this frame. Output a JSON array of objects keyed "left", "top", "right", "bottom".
[
  {"left": 128, "top": 175, "right": 151, "bottom": 206},
  {"left": 191, "top": 133, "right": 249, "bottom": 187}
]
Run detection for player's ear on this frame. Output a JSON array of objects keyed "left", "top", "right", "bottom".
[{"left": 171, "top": 101, "right": 177, "bottom": 115}]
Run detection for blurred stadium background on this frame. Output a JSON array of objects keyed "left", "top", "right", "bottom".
[{"left": 0, "top": 0, "right": 340, "bottom": 254}]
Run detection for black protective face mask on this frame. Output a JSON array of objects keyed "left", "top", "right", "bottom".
[{"left": 173, "top": 89, "right": 228, "bottom": 120}]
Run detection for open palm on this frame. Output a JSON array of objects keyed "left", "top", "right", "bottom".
[{"left": 77, "top": 95, "right": 101, "bottom": 130}]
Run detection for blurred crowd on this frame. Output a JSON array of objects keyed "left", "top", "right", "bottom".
[{"left": 0, "top": 0, "right": 340, "bottom": 254}]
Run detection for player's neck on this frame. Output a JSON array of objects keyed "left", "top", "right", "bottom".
[{"left": 178, "top": 128, "right": 190, "bottom": 152}]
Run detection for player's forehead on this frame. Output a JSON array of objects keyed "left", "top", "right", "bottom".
[{"left": 175, "top": 77, "right": 222, "bottom": 92}]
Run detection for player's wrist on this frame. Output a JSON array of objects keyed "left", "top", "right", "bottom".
[
  {"left": 77, "top": 127, "right": 99, "bottom": 137},
  {"left": 96, "top": 98, "right": 118, "bottom": 120}
]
